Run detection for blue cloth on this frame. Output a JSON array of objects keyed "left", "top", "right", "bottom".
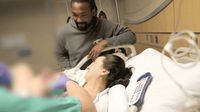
[
  {"left": 49, "top": 75, "right": 70, "bottom": 95},
  {"left": 0, "top": 63, "right": 11, "bottom": 86}
]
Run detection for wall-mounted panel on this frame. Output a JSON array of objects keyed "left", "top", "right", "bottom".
[
  {"left": 197, "top": 35, "right": 200, "bottom": 48},
  {"left": 135, "top": 33, "right": 169, "bottom": 53},
  {"left": 135, "top": 33, "right": 200, "bottom": 53}
]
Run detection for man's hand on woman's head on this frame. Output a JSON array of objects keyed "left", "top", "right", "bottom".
[{"left": 88, "top": 39, "right": 108, "bottom": 60}]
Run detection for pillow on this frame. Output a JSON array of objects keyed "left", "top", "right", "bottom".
[
  {"left": 108, "top": 84, "right": 129, "bottom": 112},
  {"left": 94, "top": 84, "right": 130, "bottom": 112},
  {"left": 126, "top": 48, "right": 200, "bottom": 112}
]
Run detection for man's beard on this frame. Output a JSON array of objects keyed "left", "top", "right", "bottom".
[
  {"left": 75, "top": 22, "right": 89, "bottom": 31},
  {"left": 75, "top": 17, "right": 97, "bottom": 31}
]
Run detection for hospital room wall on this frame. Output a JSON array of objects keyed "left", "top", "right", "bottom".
[
  {"left": 0, "top": 0, "right": 118, "bottom": 70},
  {"left": 122, "top": 0, "right": 200, "bottom": 53},
  {"left": 0, "top": 1, "right": 59, "bottom": 70}
]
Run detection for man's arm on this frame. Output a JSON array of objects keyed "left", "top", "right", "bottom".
[
  {"left": 55, "top": 33, "right": 70, "bottom": 71},
  {"left": 105, "top": 24, "right": 136, "bottom": 46},
  {"left": 88, "top": 22, "right": 136, "bottom": 60}
]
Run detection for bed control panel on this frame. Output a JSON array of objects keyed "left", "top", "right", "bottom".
[{"left": 129, "top": 72, "right": 153, "bottom": 107}]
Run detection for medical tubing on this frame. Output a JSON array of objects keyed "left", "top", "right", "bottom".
[
  {"left": 161, "top": 30, "right": 200, "bottom": 108},
  {"left": 164, "top": 30, "right": 199, "bottom": 68}
]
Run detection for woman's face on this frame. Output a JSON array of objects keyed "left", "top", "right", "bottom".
[{"left": 85, "top": 56, "right": 108, "bottom": 81}]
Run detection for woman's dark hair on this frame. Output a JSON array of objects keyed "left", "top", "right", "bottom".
[
  {"left": 71, "top": 0, "right": 98, "bottom": 16},
  {"left": 102, "top": 54, "right": 132, "bottom": 88}
]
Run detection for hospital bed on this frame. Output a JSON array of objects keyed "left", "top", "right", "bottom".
[
  {"left": 75, "top": 44, "right": 137, "bottom": 70},
  {"left": 64, "top": 35, "right": 200, "bottom": 112}
]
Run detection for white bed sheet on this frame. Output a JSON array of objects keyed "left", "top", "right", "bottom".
[{"left": 126, "top": 48, "right": 200, "bottom": 112}]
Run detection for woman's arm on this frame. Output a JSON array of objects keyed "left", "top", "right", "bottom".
[{"left": 67, "top": 81, "right": 96, "bottom": 112}]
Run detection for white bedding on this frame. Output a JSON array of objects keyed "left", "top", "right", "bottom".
[{"left": 126, "top": 48, "right": 200, "bottom": 112}]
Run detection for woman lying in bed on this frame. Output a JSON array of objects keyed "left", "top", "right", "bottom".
[
  {"left": 52, "top": 54, "right": 133, "bottom": 112},
  {"left": 83, "top": 54, "right": 132, "bottom": 111}
]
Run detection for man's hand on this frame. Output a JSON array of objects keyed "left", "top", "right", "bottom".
[{"left": 88, "top": 39, "right": 108, "bottom": 60}]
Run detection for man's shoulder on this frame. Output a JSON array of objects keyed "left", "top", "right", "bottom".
[
  {"left": 59, "top": 23, "right": 72, "bottom": 32},
  {"left": 57, "top": 23, "right": 73, "bottom": 37},
  {"left": 98, "top": 19, "right": 118, "bottom": 29},
  {"left": 100, "top": 19, "right": 116, "bottom": 25}
]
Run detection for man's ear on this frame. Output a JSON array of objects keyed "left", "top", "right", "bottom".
[{"left": 92, "top": 9, "right": 97, "bottom": 16}]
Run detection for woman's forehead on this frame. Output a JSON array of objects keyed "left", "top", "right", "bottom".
[{"left": 96, "top": 56, "right": 105, "bottom": 62}]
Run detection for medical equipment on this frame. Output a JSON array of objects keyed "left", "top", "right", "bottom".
[
  {"left": 162, "top": 30, "right": 200, "bottom": 68},
  {"left": 162, "top": 30, "right": 200, "bottom": 112},
  {"left": 129, "top": 72, "right": 152, "bottom": 108}
]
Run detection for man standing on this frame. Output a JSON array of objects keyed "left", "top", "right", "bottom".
[{"left": 56, "top": 0, "right": 136, "bottom": 70}]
